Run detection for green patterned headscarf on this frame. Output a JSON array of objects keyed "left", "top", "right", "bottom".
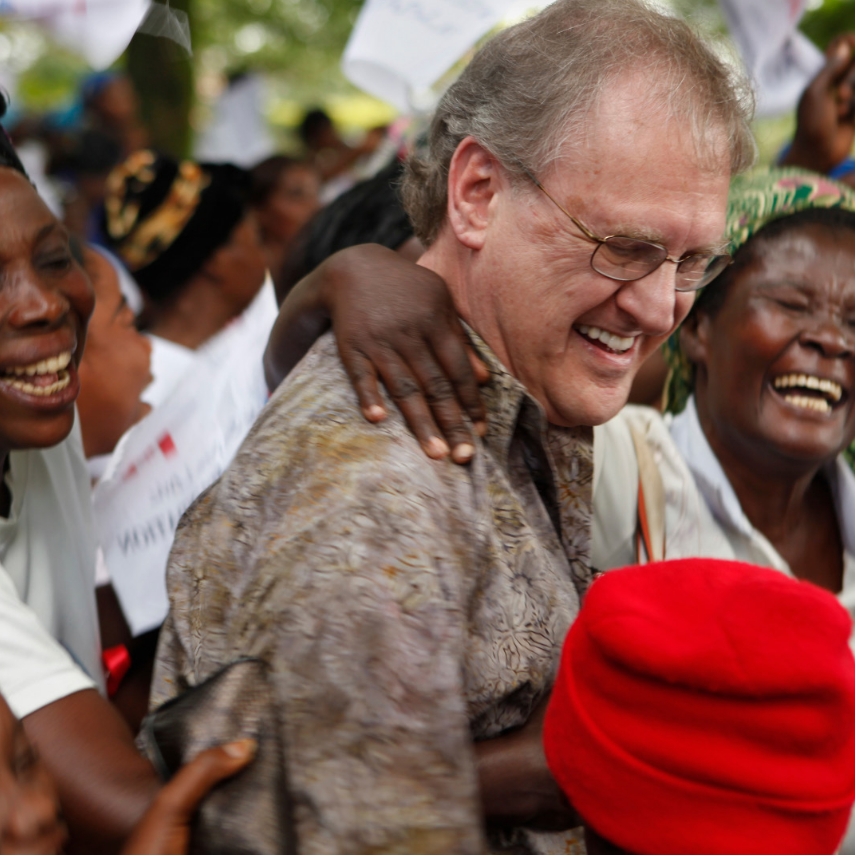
[{"left": 664, "top": 167, "right": 855, "bottom": 414}]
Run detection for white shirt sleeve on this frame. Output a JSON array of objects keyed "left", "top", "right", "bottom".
[{"left": 0, "top": 561, "right": 95, "bottom": 719}]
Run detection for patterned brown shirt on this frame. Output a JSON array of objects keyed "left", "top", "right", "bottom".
[{"left": 152, "top": 330, "right": 593, "bottom": 854}]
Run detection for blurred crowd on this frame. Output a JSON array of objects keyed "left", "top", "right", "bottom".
[{"left": 0, "top": 2, "right": 854, "bottom": 854}]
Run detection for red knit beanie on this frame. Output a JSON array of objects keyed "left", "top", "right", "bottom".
[{"left": 543, "top": 559, "right": 855, "bottom": 855}]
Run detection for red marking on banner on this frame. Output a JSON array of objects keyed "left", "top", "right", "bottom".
[{"left": 158, "top": 433, "right": 177, "bottom": 457}]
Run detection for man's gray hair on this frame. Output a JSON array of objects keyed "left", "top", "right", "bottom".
[{"left": 402, "top": 0, "right": 756, "bottom": 245}]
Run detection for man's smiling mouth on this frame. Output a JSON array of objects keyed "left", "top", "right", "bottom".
[
  {"left": 576, "top": 325, "right": 637, "bottom": 354},
  {"left": 771, "top": 373, "right": 843, "bottom": 415},
  {"left": 0, "top": 351, "right": 72, "bottom": 396}
]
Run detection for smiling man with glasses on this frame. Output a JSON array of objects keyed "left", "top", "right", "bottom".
[{"left": 153, "top": 1, "right": 756, "bottom": 852}]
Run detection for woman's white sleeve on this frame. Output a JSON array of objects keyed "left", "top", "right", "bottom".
[{"left": 0, "top": 562, "right": 95, "bottom": 719}]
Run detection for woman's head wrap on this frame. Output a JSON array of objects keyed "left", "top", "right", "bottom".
[
  {"left": 102, "top": 150, "right": 250, "bottom": 303},
  {"left": 664, "top": 167, "right": 854, "bottom": 413}
]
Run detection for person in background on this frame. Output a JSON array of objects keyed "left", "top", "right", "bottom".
[
  {"left": 0, "top": 97, "right": 253, "bottom": 851},
  {"left": 781, "top": 33, "right": 854, "bottom": 187},
  {"left": 0, "top": 687, "right": 256, "bottom": 855},
  {"left": 543, "top": 558, "right": 854, "bottom": 855},
  {"left": 298, "top": 106, "right": 386, "bottom": 201},
  {"left": 153, "top": 1, "right": 753, "bottom": 851},
  {"left": 80, "top": 72, "right": 149, "bottom": 159},
  {"left": 277, "top": 158, "right": 420, "bottom": 297},
  {"left": 58, "top": 130, "right": 123, "bottom": 243},
  {"left": 102, "top": 150, "right": 269, "bottom": 406},
  {"left": 249, "top": 155, "right": 320, "bottom": 292},
  {"left": 74, "top": 242, "right": 152, "bottom": 468}
]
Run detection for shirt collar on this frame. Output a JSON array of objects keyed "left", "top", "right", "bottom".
[
  {"left": 668, "top": 396, "right": 754, "bottom": 537},
  {"left": 464, "top": 325, "right": 545, "bottom": 466},
  {"left": 669, "top": 396, "right": 855, "bottom": 555}
]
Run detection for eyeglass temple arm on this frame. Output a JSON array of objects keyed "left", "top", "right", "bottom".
[{"left": 518, "top": 165, "right": 601, "bottom": 243}]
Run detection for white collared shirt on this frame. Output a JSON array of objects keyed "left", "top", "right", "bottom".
[
  {"left": 669, "top": 396, "right": 854, "bottom": 616},
  {"left": 593, "top": 398, "right": 855, "bottom": 618}
]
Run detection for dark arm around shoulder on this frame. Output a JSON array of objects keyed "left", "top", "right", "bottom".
[{"left": 263, "top": 242, "right": 489, "bottom": 463}]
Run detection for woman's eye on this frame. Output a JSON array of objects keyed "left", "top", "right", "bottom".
[
  {"left": 41, "top": 254, "right": 73, "bottom": 272},
  {"left": 774, "top": 297, "right": 808, "bottom": 312}
]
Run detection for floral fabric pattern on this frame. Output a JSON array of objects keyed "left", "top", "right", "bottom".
[{"left": 152, "top": 330, "right": 593, "bottom": 854}]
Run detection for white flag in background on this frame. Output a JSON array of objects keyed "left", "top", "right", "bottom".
[
  {"left": 342, "top": 0, "right": 549, "bottom": 114},
  {"left": 0, "top": 0, "right": 190, "bottom": 69},
  {"left": 718, "top": 0, "right": 825, "bottom": 117}
]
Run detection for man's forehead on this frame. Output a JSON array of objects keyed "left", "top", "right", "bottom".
[
  {"left": 557, "top": 72, "right": 731, "bottom": 172},
  {"left": 541, "top": 105, "right": 730, "bottom": 247}
]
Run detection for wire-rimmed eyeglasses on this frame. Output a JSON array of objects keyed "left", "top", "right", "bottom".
[{"left": 523, "top": 170, "right": 731, "bottom": 293}]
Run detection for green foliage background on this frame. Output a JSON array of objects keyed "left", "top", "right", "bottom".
[{"left": 3, "top": 0, "right": 854, "bottom": 158}]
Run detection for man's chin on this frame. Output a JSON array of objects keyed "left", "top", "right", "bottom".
[{"left": 543, "top": 392, "right": 629, "bottom": 429}]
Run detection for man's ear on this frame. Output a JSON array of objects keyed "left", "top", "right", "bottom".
[
  {"left": 678, "top": 307, "right": 711, "bottom": 367},
  {"left": 446, "top": 136, "right": 500, "bottom": 251}
]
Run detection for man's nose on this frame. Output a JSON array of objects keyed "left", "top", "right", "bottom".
[
  {"left": 613, "top": 262, "right": 677, "bottom": 336},
  {"left": 4, "top": 265, "right": 69, "bottom": 330}
]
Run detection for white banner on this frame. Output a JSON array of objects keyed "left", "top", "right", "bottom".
[
  {"left": 342, "top": 0, "right": 548, "bottom": 113},
  {"left": 93, "top": 282, "right": 278, "bottom": 636},
  {"left": 0, "top": 0, "right": 190, "bottom": 69},
  {"left": 718, "top": 0, "right": 825, "bottom": 117},
  {"left": 194, "top": 74, "right": 276, "bottom": 168}
]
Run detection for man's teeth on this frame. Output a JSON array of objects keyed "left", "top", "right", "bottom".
[
  {"left": 577, "top": 325, "right": 635, "bottom": 353},
  {"left": 782, "top": 394, "right": 832, "bottom": 414},
  {"left": 7, "top": 351, "right": 72, "bottom": 377},
  {"left": 772, "top": 373, "right": 842, "bottom": 402}
]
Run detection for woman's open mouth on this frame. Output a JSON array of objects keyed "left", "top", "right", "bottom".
[
  {"left": 0, "top": 351, "right": 74, "bottom": 397},
  {"left": 771, "top": 373, "right": 844, "bottom": 415}
]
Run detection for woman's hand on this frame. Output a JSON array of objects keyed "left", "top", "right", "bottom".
[
  {"left": 122, "top": 740, "right": 256, "bottom": 855},
  {"left": 783, "top": 33, "right": 855, "bottom": 175},
  {"left": 264, "top": 243, "right": 489, "bottom": 463}
]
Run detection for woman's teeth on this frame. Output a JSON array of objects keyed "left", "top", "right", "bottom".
[
  {"left": 5, "top": 371, "right": 71, "bottom": 396},
  {"left": 772, "top": 373, "right": 842, "bottom": 410},
  {"left": 781, "top": 394, "right": 832, "bottom": 414},
  {"left": 2, "top": 351, "right": 72, "bottom": 396},
  {"left": 7, "top": 351, "right": 72, "bottom": 377},
  {"left": 577, "top": 325, "right": 635, "bottom": 353}
]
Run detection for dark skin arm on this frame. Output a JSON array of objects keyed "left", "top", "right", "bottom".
[
  {"left": 264, "top": 243, "right": 489, "bottom": 464},
  {"left": 123, "top": 740, "right": 256, "bottom": 855},
  {"left": 23, "top": 689, "right": 160, "bottom": 853},
  {"left": 475, "top": 695, "right": 578, "bottom": 830},
  {"left": 781, "top": 33, "right": 854, "bottom": 179}
]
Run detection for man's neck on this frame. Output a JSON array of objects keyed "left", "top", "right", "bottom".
[{"left": 418, "top": 240, "right": 511, "bottom": 370}]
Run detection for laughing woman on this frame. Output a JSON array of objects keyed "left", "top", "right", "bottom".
[
  {"left": 0, "top": 100, "right": 256, "bottom": 852},
  {"left": 593, "top": 168, "right": 854, "bottom": 605}
]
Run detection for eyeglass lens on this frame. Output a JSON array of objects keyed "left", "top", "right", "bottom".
[{"left": 592, "top": 238, "right": 729, "bottom": 292}]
